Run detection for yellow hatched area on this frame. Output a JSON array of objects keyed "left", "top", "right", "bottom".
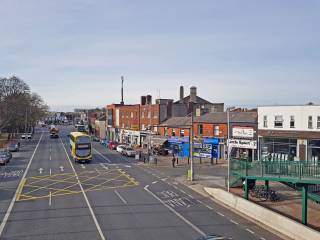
[{"left": 16, "top": 168, "right": 139, "bottom": 201}]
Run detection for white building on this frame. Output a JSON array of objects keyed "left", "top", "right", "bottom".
[{"left": 258, "top": 105, "right": 320, "bottom": 162}]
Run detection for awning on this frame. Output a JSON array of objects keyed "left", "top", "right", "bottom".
[{"left": 143, "top": 137, "right": 168, "bottom": 146}]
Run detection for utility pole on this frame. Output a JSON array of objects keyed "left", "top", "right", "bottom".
[
  {"left": 190, "top": 112, "right": 194, "bottom": 181},
  {"left": 227, "top": 108, "right": 230, "bottom": 192}
]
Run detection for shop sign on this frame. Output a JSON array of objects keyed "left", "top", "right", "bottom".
[
  {"left": 232, "top": 127, "right": 254, "bottom": 138},
  {"left": 228, "top": 138, "right": 257, "bottom": 149}
]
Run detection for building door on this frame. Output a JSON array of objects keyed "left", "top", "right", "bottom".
[{"left": 299, "top": 144, "right": 306, "bottom": 161}]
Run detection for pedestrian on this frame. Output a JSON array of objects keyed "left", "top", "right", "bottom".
[{"left": 172, "top": 155, "right": 176, "bottom": 168}]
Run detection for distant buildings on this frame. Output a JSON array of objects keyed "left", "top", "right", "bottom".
[{"left": 106, "top": 85, "right": 224, "bottom": 146}]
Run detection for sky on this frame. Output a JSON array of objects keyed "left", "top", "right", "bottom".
[{"left": 0, "top": 0, "right": 319, "bottom": 111}]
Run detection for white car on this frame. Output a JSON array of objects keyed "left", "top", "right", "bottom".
[
  {"left": 116, "top": 145, "right": 126, "bottom": 153},
  {"left": 122, "top": 147, "right": 136, "bottom": 157}
]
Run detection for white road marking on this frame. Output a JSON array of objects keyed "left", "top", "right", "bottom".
[
  {"left": 152, "top": 181, "right": 158, "bottom": 184},
  {"left": 217, "top": 212, "right": 225, "bottom": 217},
  {"left": 39, "top": 168, "right": 43, "bottom": 174},
  {"left": 60, "top": 166, "right": 64, "bottom": 172},
  {"left": 206, "top": 205, "right": 213, "bottom": 210},
  {"left": 93, "top": 148, "right": 111, "bottom": 163},
  {"left": 197, "top": 200, "right": 203, "bottom": 204},
  {"left": 60, "top": 138, "right": 106, "bottom": 240},
  {"left": 180, "top": 190, "right": 186, "bottom": 194},
  {"left": 81, "top": 164, "right": 85, "bottom": 169},
  {"left": 246, "top": 229, "right": 255, "bottom": 234},
  {"left": 187, "top": 194, "right": 194, "bottom": 199},
  {"left": 114, "top": 190, "right": 127, "bottom": 204},
  {"left": 0, "top": 132, "right": 44, "bottom": 237},
  {"left": 49, "top": 155, "right": 51, "bottom": 161},
  {"left": 260, "top": 237, "right": 266, "bottom": 240},
  {"left": 144, "top": 185, "right": 205, "bottom": 237},
  {"left": 161, "top": 178, "right": 167, "bottom": 181},
  {"left": 49, "top": 168, "right": 52, "bottom": 175},
  {"left": 99, "top": 163, "right": 109, "bottom": 170},
  {"left": 49, "top": 191, "right": 52, "bottom": 206},
  {"left": 230, "top": 220, "right": 239, "bottom": 225}
]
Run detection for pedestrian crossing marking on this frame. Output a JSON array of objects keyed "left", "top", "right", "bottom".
[{"left": 16, "top": 168, "right": 139, "bottom": 201}]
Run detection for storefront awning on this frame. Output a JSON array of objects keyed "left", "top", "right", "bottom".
[{"left": 143, "top": 137, "right": 168, "bottom": 146}]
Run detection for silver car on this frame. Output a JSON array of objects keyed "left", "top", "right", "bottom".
[{"left": 122, "top": 147, "right": 136, "bottom": 157}]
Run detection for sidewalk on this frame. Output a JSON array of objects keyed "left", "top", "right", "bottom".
[{"left": 141, "top": 154, "right": 320, "bottom": 232}]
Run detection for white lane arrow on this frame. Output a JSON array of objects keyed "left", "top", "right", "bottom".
[
  {"left": 59, "top": 166, "right": 64, "bottom": 172},
  {"left": 39, "top": 168, "right": 43, "bottom": 174}
]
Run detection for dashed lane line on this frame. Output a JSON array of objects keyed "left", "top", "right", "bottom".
[
  {"left": 246, "top": 229, "right": 255, "bottom": 235},
  {"left": 230, "top": 220, "right": 239, "bottom": 225},
  {"left": 114, "top": 190, "right": 127, "bottom": 204},
  {"left": 217, "top": 212, "right": 225, "bottom": 217},
  {"left": 93, "top": 148, "right": 111, "bottom": 163},
  {"left": 0, "top": 132, "right": 44, "bottom": 237},
  {"left": 206, "top": 205, "right": 213, "bottom": 210}
]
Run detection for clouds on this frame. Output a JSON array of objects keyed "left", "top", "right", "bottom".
[{"left": 0, "top": 0, "right": 319, "bottom": 111}]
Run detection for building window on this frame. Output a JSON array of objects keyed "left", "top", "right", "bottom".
[
  {"left": 172, "top": 129, "right": 176, "bottom": 136},
  {"left": 214, "top": 126, "right": 219, "bottom": 136},
  {"left": 142, "top": 124, "right": 145, "bottom": 130},
  {"left": 148, "top": 111, "right": 151, "bottom": 118},
  {"left": 141, "top": 112, "right": 144, "bottom": 118},
  {"left": 274, "top": 115, "right": 283, "bottom": 128},
  {"left": 198, "top": 124, "right": 203, "bottom": 135},
  {"left": 263, "top": 116, "right": 268, "bottom": 128},
  {"left": 308, "top": 116, "right": 313, "bottom": 129},
  {"left": 131, "top": 112, "right": 133, "bottom": 118},
  {"left": 290, "top": 116, "right": 295, "bottom": 128},
  {"left": 317, "top": 116, "right": 320, "bottom": 129},
  {"left": 180, "top": 129, "right": 185, "bottom": 137}
]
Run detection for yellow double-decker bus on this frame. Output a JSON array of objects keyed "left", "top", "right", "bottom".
[{"left": 69, "top": 132, "right": 92, "bottom": 163}]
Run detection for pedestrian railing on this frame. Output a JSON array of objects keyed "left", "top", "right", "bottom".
[{"left": 230, "top": 159, "right": 320, "bottom": 182}]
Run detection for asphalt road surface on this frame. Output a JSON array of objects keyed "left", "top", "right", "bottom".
[{"left": 0, "top": 126, "right": 284, "bottom": 240}]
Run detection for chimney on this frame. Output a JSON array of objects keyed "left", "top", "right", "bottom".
[
  {"left": 146, "top": 95, "right": 152, "bottom": 105},
  {"left": 179, "top": 86, "right": 184, "bottom": 103},
  {"left": 120, "top": 76, "right": 124, "bottom": 105},
  {"left": 190, "top": 86, "right": 197, "bottom": 103},
  {"left": 141, "top": 96, "right": 146, "bottom": 105}
]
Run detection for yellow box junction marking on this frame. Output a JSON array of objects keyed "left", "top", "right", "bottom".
[{"left": 16, "top": 168, "right": 139, "bottom": 201}]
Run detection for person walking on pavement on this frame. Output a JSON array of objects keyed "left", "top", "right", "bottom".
[{"left": 172, "top": 152, "right": 176, "bottom": 168}]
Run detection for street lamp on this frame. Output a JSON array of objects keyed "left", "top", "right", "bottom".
[{"left": 190, "top": 112, "right": 194, "bottom": 181}]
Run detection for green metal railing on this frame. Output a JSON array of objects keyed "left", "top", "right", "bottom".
[{"left": 230, "top": 159, "right": 320, "bottom": 182}]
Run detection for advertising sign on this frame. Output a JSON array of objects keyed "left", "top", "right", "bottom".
[
  {"left": 232, "top": 127, "right": 254, "bottom": 138},
  {"left": 228, "top": 138, "right": 257, "bottom": 149}
]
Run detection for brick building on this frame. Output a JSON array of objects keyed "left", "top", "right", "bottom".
[{"left": 159, "top": 111, "right": 258, "bottom": 159}]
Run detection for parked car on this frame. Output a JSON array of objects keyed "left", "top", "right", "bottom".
[
  {"left": 27, "top": 133, "right": 33, "bottom": 139},
  {"left": 0, "top": 149, "right": 12, "bottom": 165},
  {"left": 116, "top": 145, "right": 126, "bottom": 153},
  {"left": 122, "top": 146, "right": 136, "bottom": 157},
  {"left": 7, "top": 142, "right": 20, "bottom": 152},
  {"left": 109, "top": 141, "right": 119, "bottom": 150}
]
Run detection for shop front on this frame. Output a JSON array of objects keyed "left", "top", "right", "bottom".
[
  {"left": 260, "top": 137, "right": 297, "bottom": 161},
  {"left": 308, "top": 139, "right": 320, "bottom": 165},
  {"left": 120, "top": 129, "right": 140, "bottom": 146},
  {"left": 168, "top": 137, "right": 190, "bottom": 158},
  {"left": 194, "top": 137, "right": 220, "bottom": 160}
]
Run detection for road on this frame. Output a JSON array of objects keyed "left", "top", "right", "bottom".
[{"left": 0, "top": 126, "right": 284, "bottom": 240}]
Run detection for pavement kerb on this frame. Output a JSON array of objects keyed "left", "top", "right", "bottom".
[
  {"left": 175, "top": 177, "right": 291, "bottom": 240},
  {"left": 204, "top": 187, "right": 320, "bottom": 240}
]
